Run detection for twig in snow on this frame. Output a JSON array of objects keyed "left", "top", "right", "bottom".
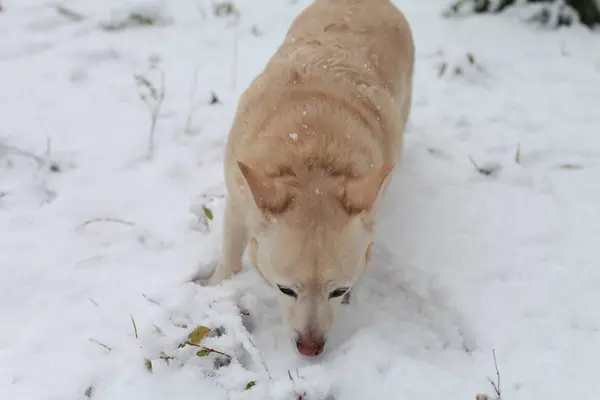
[
  {"left": 477, "top": 349, "right": 503, "bottom": 399},
  {"left": 134, "top": 71, "right": 166, "bottom": 159},
  {"left": 489, "top": 349, "right": 502, "bottom": 398},
  {"left": 558, "top": 163, "right": 584, "bottom": 170},
  {"left": 0, "top": 144, "right": 46, "bottom": 168},
  {"left": 0, "top": 140, "right": 60, "bottom": 204},
  {"left": 53, "top": 4, "right": 85, "bottom": 21},
  {"left": 142, "top": 293, "right": 161, "bottom": 305},
  {"left": 46, "top": 138, "right": 61, "bottom": 172},
  {"left": 89, "top": 338, "right": 112, "bottom": 352},
  {"left": 131, "top": 315, "right": 139, "bottom": 339},
  {"left": 76, "top": 217, "right": 135, "bottom": 230},
  {"left": 437, "top": 62, "right": 448, "bottom": 77},
  {"left": 185, "top": 341, "right": 231, "bottom": 359},
  {"left": 0, "top": 140, "right": 61, "bottom": 172},
  {"left": 88, "top": 297, "right": 99, "bottom": 306}
]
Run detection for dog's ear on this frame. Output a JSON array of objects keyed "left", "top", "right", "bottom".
[
  {"left": 238, "top": 161, "right": 292, "bottom": 215},
  {"left": 336, "top": 164, "right": 393, "bottom": 215}
]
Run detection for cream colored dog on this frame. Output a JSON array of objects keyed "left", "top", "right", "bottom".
[{"left": 203, "top": 0, "right": 414, "bottom": 356}]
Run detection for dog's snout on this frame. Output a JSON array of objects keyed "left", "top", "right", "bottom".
[{"left": 296, "top": 334, "right": 325, "bottom": 356}]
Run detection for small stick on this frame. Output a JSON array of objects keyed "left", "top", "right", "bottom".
[
  {"left": 0, "top": 144, "right": 46, "bottom": 167},
  {"left": 489, "top": 349, "right": 502, "bottom": 398},
  {"left": 141, "top": 293, "right": 161, "bottom": 305},
  {"left": 131, "top": 315, "right": 139, "bottom": 339},
  {"left": 185, "top": 342, "right": 231, "bottom": 359},
  {"left": 76, "top": 217, "right": 135, "bottom": 229},
  {"left": 89, "top": 338, "right": 112, "bottom": 352},
  {"left": 146, "top": 71, "right": 166, "bottom": 159}
]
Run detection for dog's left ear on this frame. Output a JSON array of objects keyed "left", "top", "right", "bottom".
[
  {"left": 238, "top": 161, "right": 292, "bottom": 215},
  {"left": 336, "top": 164, "right": 393, "bottom": 215}
]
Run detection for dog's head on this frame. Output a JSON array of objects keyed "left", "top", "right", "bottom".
[{"left": 238, "top": 161, "right": 391, "bottom": 356}]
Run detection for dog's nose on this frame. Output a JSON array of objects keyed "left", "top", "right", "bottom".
[{"left": 296, "top": 336, "right": 325, "bottom": 356}]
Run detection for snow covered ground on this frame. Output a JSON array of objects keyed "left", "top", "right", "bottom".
[{"left": 1, "top": 0, "right": 599, "bottom": 399}]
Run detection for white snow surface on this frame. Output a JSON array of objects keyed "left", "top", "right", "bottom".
[{"left": 1, "top": 0, "right": 600, "bottom": 399}]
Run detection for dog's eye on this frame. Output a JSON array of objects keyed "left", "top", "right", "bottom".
[
  {"left": 278, "top": 285, "right": 297, "bottom": 298},
  {"left": 329, "top": 287, "right": 349, "bottom": 299}
]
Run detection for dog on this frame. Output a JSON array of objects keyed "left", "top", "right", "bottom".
[{"left": 203, "top": 0, "right": 415, "bottom": 356}]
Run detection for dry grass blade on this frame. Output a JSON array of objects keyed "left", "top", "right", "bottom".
[
  {"left": 142, "top": 293, "right": 161, "bottom": 305},
  {"left": 54, "top": 4, "right": 85, "bottom": 21},
  {"left": 89, "top": 338, "right": 112, "bottom": 352},
  {"left": 559, "top": 163, "right": 583, "bottom": 170},
  {"left": 131, "top": 315, "right": 139, "bottom": 339},
  {"left": 76, "top": 217, "right": 135, "bottom": 230},
  {"left": 134, "top": 70, "right": 166, "bottom": 159}
]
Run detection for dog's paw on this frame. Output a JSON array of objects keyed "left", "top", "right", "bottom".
[
  {"left": 188, "top": 260, "right": 218, "bottom": 285},
  {"left": 205, "top": 265, "right": 233, "bottom": 286}
]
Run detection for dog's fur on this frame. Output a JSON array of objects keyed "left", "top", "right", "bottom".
[{"left": 204, "top": 0, "right": 414, "bottom": 356}]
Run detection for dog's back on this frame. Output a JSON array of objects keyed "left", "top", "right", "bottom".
[
  {"left": 224, "top": 0, "right": 414, "bottom": 214},
  {"left": 283, "top": 0, "right": 414, "bottom": 104}
]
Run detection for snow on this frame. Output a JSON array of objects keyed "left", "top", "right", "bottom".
[{"left": 1, "top": 0, "right": 599, "bottom": 399}]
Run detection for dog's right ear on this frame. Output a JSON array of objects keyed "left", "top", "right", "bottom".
[
  {"left": 336, "top": 164, "right": 393, "bottom": 216},
  {"left": 238, "top": 161, "right": 292, "bottom": 215}
]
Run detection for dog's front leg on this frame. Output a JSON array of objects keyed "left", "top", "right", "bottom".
[{"left": 207, "top": 200, "right": 247, "bottom": 285}]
